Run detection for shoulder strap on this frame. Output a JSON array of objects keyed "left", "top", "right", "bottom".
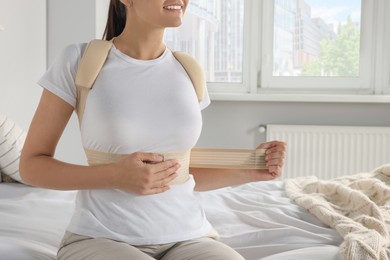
[
  {"left": 75, "top": 39, "right": 113, "bottom": 124},
  {"left": 75, "top": 39, "right": 205, "bottom": 125},
  {"left": 172, "top": 51, "right": 205, "bottom": 102}
]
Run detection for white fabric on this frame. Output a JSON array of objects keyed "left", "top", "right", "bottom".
[
  {"left": 198, "top": 181, "right": 342, "bottom": 260},
  {"left": 0, "top": 114, "right": 27, "bottom": 183},
  {"left": 68, "top": 176, "right": 212, "bottom": 245},
  {"left": 0, "top": 183, "right": 76, "bottom": 260},
  {"left": 285, "top": 164, "right": 390, "bottom": 260},
  {"left": 0, "top": 181, "right": 341, "bottom": 260},
  {"left": 38, "top": 43, "right": 211, "bottom": 154},
  {"left": 38, "top": 43, "right": 212, "bottom": 244},
  {"left": 261, "top": 246, "right": 341, "bottom": 260}
]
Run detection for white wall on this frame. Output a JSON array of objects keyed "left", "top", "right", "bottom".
[
  {"left": 45, "top": 0, "right": 96, "bottom": 165},
  {"left": 12, "top": 1, "right": 390, "bottom": 166},
  {"left": 198, "top": 101, "right": 390, "bottom": 148},
  {"left": 0, "top": 0, "right": 46, "bottom": 130}
]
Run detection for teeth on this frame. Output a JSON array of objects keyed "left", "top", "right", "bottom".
[{"left": 164, "top": 5, "right": 182, "bottom": 10}]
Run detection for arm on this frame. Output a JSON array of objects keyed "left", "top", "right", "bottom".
[
  {"left": 20, "top": 89, "right": 179, "bottom": 195},
  {"left": 191, "top": 141, "right": 286, "bottom": 191}
]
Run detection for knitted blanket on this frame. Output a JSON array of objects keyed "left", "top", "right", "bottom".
[{"left": 284, "top": 164, "right": 390, "bottom": 260}]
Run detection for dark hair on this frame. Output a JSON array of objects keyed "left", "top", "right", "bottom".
[{"left": 103, "top": 0, "right": 127, "bottom": 40}]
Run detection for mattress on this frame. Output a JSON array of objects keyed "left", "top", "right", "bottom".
[{"left": 0, "top": 181, "right": 341, "bottom": 259}]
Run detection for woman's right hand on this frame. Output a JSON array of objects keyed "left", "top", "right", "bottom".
[{"left": 113, "top": 152, "right": 180, "bottom": 195}]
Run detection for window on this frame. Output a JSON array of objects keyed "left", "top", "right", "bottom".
[
  {"left": 165, "top": 0, "right": 247, "bottom": 93},
  {"left": 261, "top": 0, "right": 375, "bottom": 92},
  {"left": 96, "top": 0, "right": 390, "bottom": 101},
  {"left": 165, "top": 0, "right": 390, "bottom": 100}
]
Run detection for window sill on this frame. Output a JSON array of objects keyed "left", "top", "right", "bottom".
[{"left": 209, "top": 93, "right": 390, "bottom": 103}]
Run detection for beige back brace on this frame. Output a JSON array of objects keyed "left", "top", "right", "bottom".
[
  {"left": 75, "top": 39, "right": 206, "bottom": 124},
  {"left": 75, "top": 39, "right": 266, "bottom": 185}
]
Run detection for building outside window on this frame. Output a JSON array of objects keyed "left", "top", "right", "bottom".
[
  {"left": 97, "top": 0, "right": 390, "bottom": 100},
  {"left": 165, "top": 0, "right": 244, "bottom": 84}
]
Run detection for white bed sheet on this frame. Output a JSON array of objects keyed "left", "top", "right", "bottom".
[
  {"left": 0, "top": 183, "right": 75, "bottom": 260},
  {"left": 198, "top": 181, "right": 342, "bottom": 260},
  {"left": 0, "top": 181, "right": 342, "bottom": 260}
]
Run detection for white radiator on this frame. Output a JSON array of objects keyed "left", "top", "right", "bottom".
[{"left": 266, "top": 124, "right": 390, "bottom": 179}]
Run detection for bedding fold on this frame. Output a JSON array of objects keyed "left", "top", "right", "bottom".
[{"left": 285, "top": 164, "right": 390, "bottom": 260}]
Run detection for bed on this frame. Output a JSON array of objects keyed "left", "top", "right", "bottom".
[
  {"left": 0, "top": 179, "right": 343, "bottom": 260},
  {"left": 1, "top": 114, "right": 389, "bottom": 260},
  {"left": 0, "top": 182, "right": 75, "bottom": 260},
  {"left": 1, "top": 169, "right": 389, "bottom": 260}
]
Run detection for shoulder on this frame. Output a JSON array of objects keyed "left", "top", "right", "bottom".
[
  {"left": 58, "top": 42, "right": 88, "bottom": 63},
  {"left": 38, "top": 42, "right": 89, "bottom": 106},
  {"left": 65, "top": 42, "right": 88, "bottom": 54},
  {"left": 171, "top": 51, "right": 206, "bottom": 103},
  {"left": 47, "top": 42, "right": 89, "bottom": 77}
]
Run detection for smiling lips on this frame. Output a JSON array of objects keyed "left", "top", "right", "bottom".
[{"left": 163, "top": 4, "right": 183, "bottom": 11}]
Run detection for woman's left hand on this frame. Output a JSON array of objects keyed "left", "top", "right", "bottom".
[{"left": 249, "top": 140, "right": 287, "bottom": 181}]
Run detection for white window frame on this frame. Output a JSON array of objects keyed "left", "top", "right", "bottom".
[
  {"left": 260, "top": 0, "right": 373, "bottom": 93},
  {"left": 374, "top": 0, "right": 390, "bottom": 95},
  {"left": 95, "top": 0, "right": 390, "bottom": 102},
  {"left": 209, "top": 0, "right": 390, "bottom": 102},
  {"left": 191, "top": 0, "right": 255, "bottom": 95}
]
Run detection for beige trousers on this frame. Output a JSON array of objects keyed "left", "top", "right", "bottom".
[{"left": 57, "top": 232, "right": 245, "bottom": 260}]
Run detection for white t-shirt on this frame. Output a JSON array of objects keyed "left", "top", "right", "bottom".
[{"left": 38, "top": 43, "right": 213, "bottom": 245}]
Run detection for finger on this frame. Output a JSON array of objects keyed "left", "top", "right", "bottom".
[
  {"left": 266, "top": 158, "right": 285, "bottom": 167},
  {"left": 138, "top": 171, "right": 175, "bottom": 195},
  {"left": 266, "top": 151, "right": 286, "bottom": 161},
  {"left": 152, "top": 162, "right": 180, "bottom": 182},
  {"left": 268, "top": 165, "right": 282, "bottom": 177},
  {"left": 266, "top": 145, "right": 287, "bottom": 155},
  {"left": 153, "top": 172, "right": 178, "bottom": 189},
  {"left": 258, "top": 140, "right": 287, "bottom": 149},
  {"left": 149, "top": 159, "right": 180, "bottom": 174},
  {"left": 136, "top": 152, "right": 164, "bottom": 164},
  {"left": 143, "top": 185, "right": 171, "bottom": 195}
]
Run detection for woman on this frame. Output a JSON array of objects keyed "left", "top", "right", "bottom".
[{"left": 20, "top": 0, "right": 286, "bottom": 259}]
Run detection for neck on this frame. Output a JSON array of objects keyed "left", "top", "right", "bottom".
[{"left": 114, "top": 21, "right": 166, "bottom": 60}]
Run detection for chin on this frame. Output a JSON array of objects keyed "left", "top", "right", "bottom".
[
  {"left": 160, "top": 16, "right": 183, "bottom": 28},
  {"left": 171, "top": 23, "right": 182, "bottom": 28},
  {"left": 170, "top": 19, "right": 183, "bottom": 27}
]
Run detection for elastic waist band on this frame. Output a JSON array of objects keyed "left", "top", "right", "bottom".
[{"left": 84, "top": 148, "right": 191, "bottom": 185}]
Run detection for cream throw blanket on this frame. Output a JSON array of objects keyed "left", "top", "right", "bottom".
[{"left": 285, "top": 164, "right": 390, "bottom": 260}]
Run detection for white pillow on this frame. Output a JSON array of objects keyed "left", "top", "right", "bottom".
[{"left": 0, "top": 114, "right": 27, "bottom": 183}]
